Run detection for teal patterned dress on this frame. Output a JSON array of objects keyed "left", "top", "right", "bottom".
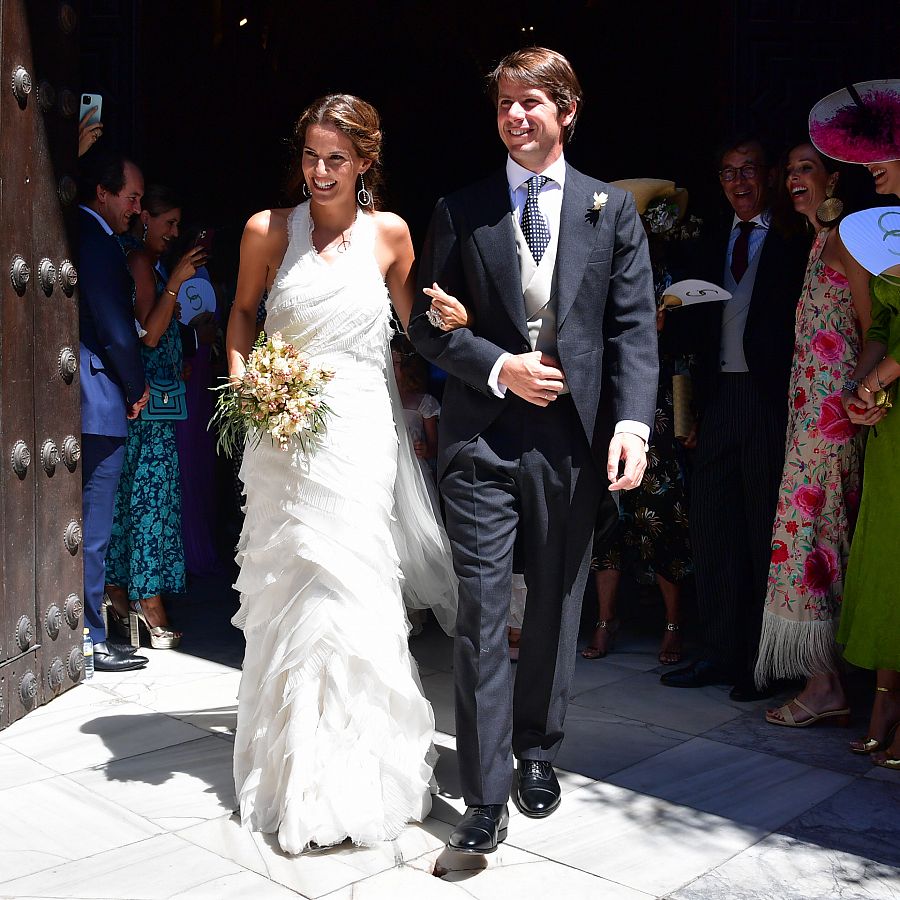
[{"left": 106, "top": 265, "right": 186, "bottom": 600}]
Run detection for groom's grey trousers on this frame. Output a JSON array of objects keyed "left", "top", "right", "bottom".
[{"left": 440, "top": 392, "right": 615, "bottom": 806}]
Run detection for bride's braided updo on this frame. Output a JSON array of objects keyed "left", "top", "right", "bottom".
[{"left": 287, "top": 94, "right": 384, "bottom": 210}]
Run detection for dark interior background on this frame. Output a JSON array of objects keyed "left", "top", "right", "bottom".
[{"left": 76, "top": 0, "right": 898, "bottom": 284}]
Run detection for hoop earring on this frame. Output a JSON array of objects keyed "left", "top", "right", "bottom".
[
  {"left": 302, "top": 182, "right": 311, "bottom": 199},
  {"left": 816, "top": 181, "right": 843, "bottom": 224},
  {"left": 357, "top": 173, "right": 372, "bottom": 207}
]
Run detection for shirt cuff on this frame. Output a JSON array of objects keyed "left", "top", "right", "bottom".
[
  {"left": 134, "top": 319, "right": 147, "bottom": 338},
  {"left": 614, "top": 420, "right": 650, "bottom": 448},
  {"left": 488, "top": 352, "right": 512, "bottom": 397}
]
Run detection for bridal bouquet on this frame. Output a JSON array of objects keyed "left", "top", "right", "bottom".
[{"left": 210, "top": 331, "right": 335, "bottom": 457}]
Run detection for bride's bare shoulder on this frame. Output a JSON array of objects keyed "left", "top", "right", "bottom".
[{"left": 244, "top": 207, "right": 294, "bottom": 242}]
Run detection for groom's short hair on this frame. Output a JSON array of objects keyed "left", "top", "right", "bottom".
[{"left": 486, "top": 47, "right": 583, "bottom": 143}]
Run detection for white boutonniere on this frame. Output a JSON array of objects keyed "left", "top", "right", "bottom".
[{"left": 585, "top": 191, "right": 608, "bottom": 225}]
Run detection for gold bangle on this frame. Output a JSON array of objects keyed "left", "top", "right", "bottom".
[
  {"left": 164, "top": 287, "right": 178, "bottom": 298},
  {"left": 860, "top": 382, "right": 873, "bottom": 394},
  {"left": 874, "top": 368, "right": 885, "bottom": 390}
]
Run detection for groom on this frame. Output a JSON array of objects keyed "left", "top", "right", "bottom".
[{"left": 409, "top": 47, "right": 658, "bottom": 852}]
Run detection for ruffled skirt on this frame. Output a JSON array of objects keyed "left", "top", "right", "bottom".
[{"left": 232, "top": 363, "right": 436, "bottom": 854}]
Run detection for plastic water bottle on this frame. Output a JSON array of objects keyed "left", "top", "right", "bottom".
[{"left": 83, "top": 627, "right": 94, "bottom": 680}]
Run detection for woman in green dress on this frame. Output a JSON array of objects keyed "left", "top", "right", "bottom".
[
  {"left": 105, "top": 185, "right": 207, "bottom": 649},
  {"left": 811, "top": 80, "right": 900, "bottom": 770}
]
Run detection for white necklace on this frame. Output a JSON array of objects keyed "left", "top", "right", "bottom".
[{"left": 308, "top": 209, "right": 354, "bottom": 255}]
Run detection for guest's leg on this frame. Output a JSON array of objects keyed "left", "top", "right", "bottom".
[
  {"left": 861, "top": 670, "right": 900, "bottom": 756},
  {"left": 582, "top": 569, "right": 620, "bottom": 658},
  {"left": 690, "top": 385, "right": 748, "bottom": 677},
  {"left": 657, "top": 574, "right": 683, "bottom": 664},
  {"left": 81, "top": 434, "right": 126, "bottom": 645},
  {"left": 740, "top": 390, "right": 787, "bottom": 677}
]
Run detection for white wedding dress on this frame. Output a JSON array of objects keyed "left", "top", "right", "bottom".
[{"left": 232, "top": 203, "right": 457, "bottom": 854}]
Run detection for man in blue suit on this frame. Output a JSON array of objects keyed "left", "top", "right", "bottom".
[{"left": 78, "top": 151, "right": 150, "bottom": 671}]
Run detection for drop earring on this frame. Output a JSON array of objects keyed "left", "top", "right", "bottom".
[
  {"left": 357, "top": 173, "right": 372, "bottom": 207},
  {"left": 816, "top": 181, "right": 843, "bottom": 224},
  {"left": 302, "top": 182, "right": 311, "bottom": 199},
  {"left": 142, "top": 222, "right": 148, "bottom": 242}
]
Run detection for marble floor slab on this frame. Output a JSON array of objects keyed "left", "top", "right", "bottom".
[
  {"left": 703, "top": 705, "right": 877, "bottom": 775},
  {"left": 0, "top": 700, "right": 210, "bottom": 775},
  {"left": 552, "top": 705, "right": 690, "bottom": 781},
  {"left": 110, "top": 670, "right": 242, "bottom": 736},
  {"left": 67, "top": 733, "right": 236, "bottom": 830},
  {"left": 779, "top": 777, "right": 900, "bottom": 870},
  {"left": 568, "top": 656, "right": 642, "bottom": 699},
  {"left": 672, "top": 832, "right": 900, "bottom": 900},
  {"left": 508, "top": 780, "right": 768, "bottom": 896},
  {"left": 409, "top": 837, "right": 654, "bottom": 899},
  {"left": 0, "top": 744, "right": 56, "bottom": 791},
  {"left": 0, "top": 775, "right": 162, "bottom": 884},
  {"left": 179, "top": 813, "right": 446, "bottom": 898},
  {"left": 571, "top": 670, "right": 747, "bottom": 735},
  {"left": 0, "top": 832, "right": 300, "bottom": 899},
  {"left": 607, "top": 736, "right": 852, "bottom": 830}
]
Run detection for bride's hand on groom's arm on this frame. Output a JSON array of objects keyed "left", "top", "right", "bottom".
[{"left": 422, "top": 283, "right": 471, "bottom": 331}]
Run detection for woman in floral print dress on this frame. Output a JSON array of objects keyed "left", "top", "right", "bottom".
[{"left": 756, "top": 143, "right": 871, "bottom": 726}]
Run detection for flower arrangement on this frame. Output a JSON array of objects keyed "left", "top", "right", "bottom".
[
  {"left": 644, "top": 196, "right": 702, "bottom": 241},
  {"left": 209, "top": 331, "right": 335, "bottom": 457}
]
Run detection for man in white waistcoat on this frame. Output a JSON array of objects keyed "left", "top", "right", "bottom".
[{"left": 408, "top": 47, "right": 658, "bottom": 853}]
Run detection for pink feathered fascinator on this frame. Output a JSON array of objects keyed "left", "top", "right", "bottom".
[{"left": 809, "top": 80, "right": 900, "bottom": 164}]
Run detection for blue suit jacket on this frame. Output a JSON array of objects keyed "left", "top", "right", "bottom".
[{"left": 78, "top": 208, "right": 145, "bottom": 436}]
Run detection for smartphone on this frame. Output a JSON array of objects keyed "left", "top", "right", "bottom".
[
  {"left": 193, "top": 228, "right": 215, "bottom": 253},
  {"left": 79, "top": 92, "right": 102, "bottom": 124}
]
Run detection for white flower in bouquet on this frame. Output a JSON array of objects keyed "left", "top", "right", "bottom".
[{"left": 209, "top": 331, "right": 335, "bottom": 457}]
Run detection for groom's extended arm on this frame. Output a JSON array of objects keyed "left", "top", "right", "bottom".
[
  {"left": 603, "top": 192, "right": 659, "bottom": 432},
  {"left": 409, "top": 198, "right": 507, "bottom": 395}
]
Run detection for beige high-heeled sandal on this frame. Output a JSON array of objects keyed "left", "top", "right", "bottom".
[{"left": 129, "top": 600, "right": 182, "bottom": 650}]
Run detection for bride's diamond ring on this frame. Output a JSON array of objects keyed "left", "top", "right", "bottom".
[{"left": 426, "top": 308, "right": 445, "bottom": 329}]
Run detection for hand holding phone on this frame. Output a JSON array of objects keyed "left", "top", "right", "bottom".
[{"left": 78, "top": 93, "right": 103, "bottom": 157}]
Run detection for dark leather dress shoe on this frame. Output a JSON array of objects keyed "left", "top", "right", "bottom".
[
  {"left": 93, "top": 642, "right": 148, "bottom": 672},
  {"left": 660, "top": 659, "right": 733, "bottom": 689},
  {"left": 729, "top": 675, "right": 777, "bottom": 702},
  {"left": 447, "top": 804, "right": 508, "bottom": 854},
  {"left": 106, "top": 640, "right": 139, "bottom": 657},
  {"left": 515, "top": 760, "right": 561, "bottom": 818}
]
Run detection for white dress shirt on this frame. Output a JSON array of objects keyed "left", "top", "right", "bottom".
[{"left": 487, "top": 156, "right": 650, "bottom": 446}]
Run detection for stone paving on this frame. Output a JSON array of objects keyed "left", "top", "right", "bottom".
[{"left": 0, "top": 575, "right": 898, "bottom": 899}]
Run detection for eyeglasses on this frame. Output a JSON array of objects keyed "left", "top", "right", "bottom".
[{"left": 718, "top": 164, "right": 761, "bottom": 182}]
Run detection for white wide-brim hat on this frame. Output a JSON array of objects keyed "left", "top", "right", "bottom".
[
  {"left": 809, "top": 80, "right": 900, "bottom": 164},
  {"left": 839, "top": 207, "right": 900, "bottom": 275}
]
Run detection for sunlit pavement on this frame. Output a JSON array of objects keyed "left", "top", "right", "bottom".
[{"left": 1, "top": 574, "right": 897, "bottom": 899}]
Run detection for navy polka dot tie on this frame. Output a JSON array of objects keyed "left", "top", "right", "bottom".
[{"left": 520, "top": 175, "right": 550, "bottom": 264}]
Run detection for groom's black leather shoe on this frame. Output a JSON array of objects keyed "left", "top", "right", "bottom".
[
  {"left": 106, "top": 640, "right": 140, "bottom": 657},
  {"left": 447, "top": 804, "right": 508, "bottom": 854},
  {"left": 515, "top": 760, "right": 561, "bottom": 818},
  {"left": 660, "top": 659, "right": 733, "bottom": 689},
  {"left": 93, "top": 642, "right": 148, "bottom": 672}
]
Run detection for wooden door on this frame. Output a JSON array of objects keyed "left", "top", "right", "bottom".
[{"left": 0, "top": 0, "right": 84, "bottom": 729}]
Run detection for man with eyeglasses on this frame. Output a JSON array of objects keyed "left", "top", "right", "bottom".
[{"left": 661, "top": 137, "right": 809, "bottom": 701}]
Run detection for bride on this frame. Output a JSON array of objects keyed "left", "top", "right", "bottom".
[{"left": 225, "top": 94, "right": 457, "bottom": 854}]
